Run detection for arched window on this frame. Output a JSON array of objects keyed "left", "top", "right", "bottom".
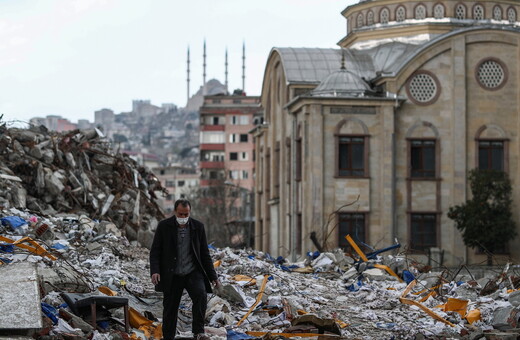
[
  {"left": 380, "top": 8, "right": 390, "bottom": 24},
  {"left": 367, "top": 10, "right": 374, "bottom": 25},
  {"left": 415, "top": 4, "right": 427, "bottom": 19},
  {"left": 507, "top": 7, "right": 517, "bottom": 22},
  {"left": 434, "top": 3, "right": 445, "bottom": 18},
  {"left": 473, "top": 4, "right": 484, "bottom": 20},
  {"left": 455, "top": 3, "right": 466, "bottom": 19},
  {"left": 357, "top": 13, "right": 364, "bottom": 27},
  {"left": 475, "top": 125, "right": 509, "bottom": 172},
  {"left": 335, "top": 118, "right": 369, "bottom": 178},
  {"left": 493, "top": 5, "right": 503, "bottom": 20},
  {"left": 396, "top": 6, "right": 406, "bottom": 21}
]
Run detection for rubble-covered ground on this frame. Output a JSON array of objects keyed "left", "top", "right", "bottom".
[
  {"left": 3, "top": 124, "right": 520, "bottom": 339},
  {"left": 3, "top": 207, "right": 520, "bottom": 340}
]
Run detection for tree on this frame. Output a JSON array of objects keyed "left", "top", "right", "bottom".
[{"left": 448, "top": 169, "right": 517, "bottom": 265}]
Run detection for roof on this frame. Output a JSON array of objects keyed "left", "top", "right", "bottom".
[{"left": 274, "top": 42, "right": 425, "bottom": 86}]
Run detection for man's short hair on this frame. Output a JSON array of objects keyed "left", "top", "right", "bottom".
[{"left": 174, "top": 198, "right": 191, "bottom": 211}]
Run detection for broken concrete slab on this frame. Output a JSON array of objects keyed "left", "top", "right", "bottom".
[{"left": 0, "top": 262, "right": 43, "bottom": 329}]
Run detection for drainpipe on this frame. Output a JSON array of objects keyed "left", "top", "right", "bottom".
[{"left": 291, "top": 111, "right": 298, "bottom": 262}]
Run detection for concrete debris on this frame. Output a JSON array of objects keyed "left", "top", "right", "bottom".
[
  {"left": 0, "top": 125, "right": 166, "bottom": 246},
  {"left": 3, "top": 206, "right": 520, "bottom": 339}
]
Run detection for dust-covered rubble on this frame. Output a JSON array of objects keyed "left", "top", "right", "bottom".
[{"left": 3, "top": 208, "right": 520, "bottom": 339}]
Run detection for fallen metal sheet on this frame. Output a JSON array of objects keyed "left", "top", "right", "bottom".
[{"left": 0, "top": 262, "right": 43, "bottom": 329}]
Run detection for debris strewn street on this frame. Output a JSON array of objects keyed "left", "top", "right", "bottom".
[{"left": 2, "top": 206, "right": 520, "bottom": 339}]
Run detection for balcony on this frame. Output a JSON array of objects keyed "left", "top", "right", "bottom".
[
  {"left": 200, "top": 143, "right": 225, "bottom": 151},
  {"left": 201, "top": 125, "right": 225, "bottom": 131},
  {"left": 200, "top": 179, "right": 225, "bottom": 186},
  {"left": 200, "top": 161, "right": 225, "bottom": 169}
]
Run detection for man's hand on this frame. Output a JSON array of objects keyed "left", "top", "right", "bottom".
[
  {"left": 151, "top": 273, "right": 160, "bottom": 285},
  {"left": 212, "top": 279, "right": 221, "bottom": 289}
]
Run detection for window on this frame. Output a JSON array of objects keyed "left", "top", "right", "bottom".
[
  {"left": 242, "top": 170, "right": 249, "bottom": 179},
  {"left": 296, "top": 138, "right": 302, "bottom": 181},
  {"left": 357, "top": 13, "right": 364, "bottom": 27},
  {"left": 476, "top": 59, "right": 507, "bottom": 90},
  {"left": 165, "top": 180, "right": 175, "bottom": 187},
  {"left": 229, "top": 133, "right": 237, "bottom": 143},
  {"left": 478, "top": 140, "right": 504, "bottom": 171},
  {"left": 411, "top": 214, "right": 437, "bottom": 252},
  {"left": 209, "top": 171, "right": 218, "bottom": 179},
  {"left": 233, "top": 99, "right": 241, "bottom": 104},
  {"left": 338, "top": 213, "right": 366, "bottom": 250},
  {"left": 202, "top": 131, "right": 224, "bottom": 143},
  {"left": 380, "top": 8, "right": 389, "bottom": 24},
  {"left": 473, "top": 4, "right": 484, "bottom": 20},
  {"left": 338, "top": 136, "right": 365, "bottom": 177},
  {"left": 240, "top": 116, "right": 249, "bottom": 125},
  {"left": 406, "top": 71, "right": 440, "bottom": 105},
  {"left": 212, "top": 99, "right": 221, "bottom": 104},
  {"left": 434, "top": 3, "right": 444, "bottom": 18},
  {"left": 410, "top": 140, "right": 436, "bottom": 178},
  {"left": 230, "top": 152, "right": 238, "bottom": 161},
  {"left": 396, "top": 6, "right": 406, "bottom": 21},
  {"left": 166, "top": 194, "right": 174, "bottom": 201},
  {"left": 240, "top": 134, "right": 248, "bottom": 142},
  {"left": 508, "top": 7, "right": 517, "bottom": 22},
  {"left": 177, "top": 180, "right": 185, "bottom": 187},
  {"left": 455, "top": 4, "right": 466, "bottom": 19},
  {"left": 415, "top": 4, "right": 426, "bottom": 19},
  {"left": 229, "top": 170, "right": 239, "bottom": 179},
  {"left": 367, "top": 11, "right": 374, "bottom": 25},
  {"left": 240, "top": 152, "right": 248, "bottom": 161},
  {"left": 231, "top": 116, "right": 238, "bottom": 125},
  {"left": 493, "top": 5, "right": 502, "bottom": 20},
  {"left": 212, "top": 117, "right": 219, "bottom": 125}
]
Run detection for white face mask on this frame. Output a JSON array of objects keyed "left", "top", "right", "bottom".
[{"left": 176, "top": 216, "right": 189, "bottom": 225}]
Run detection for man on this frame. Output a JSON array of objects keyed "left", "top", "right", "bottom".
[{"left": 149, "top": 199, "right": 219, "bottom": 340}]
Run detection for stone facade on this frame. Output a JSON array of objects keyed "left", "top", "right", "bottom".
[{"left": 253, "top": 0, "right": 520, "bottom": 265}]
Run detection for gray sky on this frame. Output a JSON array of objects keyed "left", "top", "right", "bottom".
[{"left": 0, "top": 0, "right": 355, "bottom": 124}]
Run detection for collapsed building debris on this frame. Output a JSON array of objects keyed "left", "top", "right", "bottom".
[
  {"left": 0, "top": 123, "right": 166, "bottom": 247},
  {"left": 3, "top": 206, "right": 520, "bottom": 340}
]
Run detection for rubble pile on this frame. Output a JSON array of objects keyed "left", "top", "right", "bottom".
[
  {"left": 3, "top": 208, "right": 520, "bottom": 339},
  {"left": 0, "top": 124, "right": 165, "bottom": 246}
]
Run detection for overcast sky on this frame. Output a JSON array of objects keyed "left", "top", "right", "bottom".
[{"left": 0, "top": 0, "right": 356, "bottom": 124}]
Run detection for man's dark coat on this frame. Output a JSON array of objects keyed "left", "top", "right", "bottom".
[{"left": 149, "top": 216, "right": 217, "bottom": 293}]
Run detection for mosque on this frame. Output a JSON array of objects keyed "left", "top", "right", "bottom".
[{"left": 252, "top": 0, "right": 520, "bottom": 265}]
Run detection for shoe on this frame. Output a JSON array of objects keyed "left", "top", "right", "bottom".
[{"left": 194, "top": 334, "right": 210, "bottom": 340}]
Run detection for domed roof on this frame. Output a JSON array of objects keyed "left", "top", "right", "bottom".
[{"left": 311, "top": 66, "right": 374, "bottom": 97}]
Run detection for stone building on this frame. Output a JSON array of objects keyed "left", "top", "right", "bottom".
[{"left": 253, "top": 0, "right": 520, "bottom": 265}]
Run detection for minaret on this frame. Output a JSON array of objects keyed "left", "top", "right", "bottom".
[
  {"left": 225, "top": 48, "right": 229, "bottom": 92},
  {"left": 242, "top": 41, "right": 246, "bottom": 93},
  {"left": 203, "top": 40, "right": 207, "bottom": 95},
  {"left": 187, "top": 46, "right": 190, "bottom": 102}
]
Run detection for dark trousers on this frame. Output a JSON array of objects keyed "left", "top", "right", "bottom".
[{"left": 162, "top": 270, "right": 207, "bottom": 339}]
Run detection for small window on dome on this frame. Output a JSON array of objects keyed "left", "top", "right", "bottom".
[
  {"left": 396, "top": 6, "right": 406, "bottom": 21},
  {"left": 455, "top": 4, "right": 466, "bottom": 19},
  {"left": 507, "top": 7, "right": 517, "bottom": 22},
  {"left": 473, "top": 4, "right": 484, "bottom": 20},
  {"left": 380, "top": 8, "right": 389, "bottom": 24},
  {"left": 357, "top": 13, "right": 364, "bottom": 27},
  {"left": 415, "top": 5, "right": 426, "bottom": 19},
  {"left": 434, "top": 4, "right": 445, "bottom": 18},
  {"left": 493, "top": 5, "right": 502, "bottom": 20},
  {"left": 367, "top": 11, "right": 374, "bottom": 25}
]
